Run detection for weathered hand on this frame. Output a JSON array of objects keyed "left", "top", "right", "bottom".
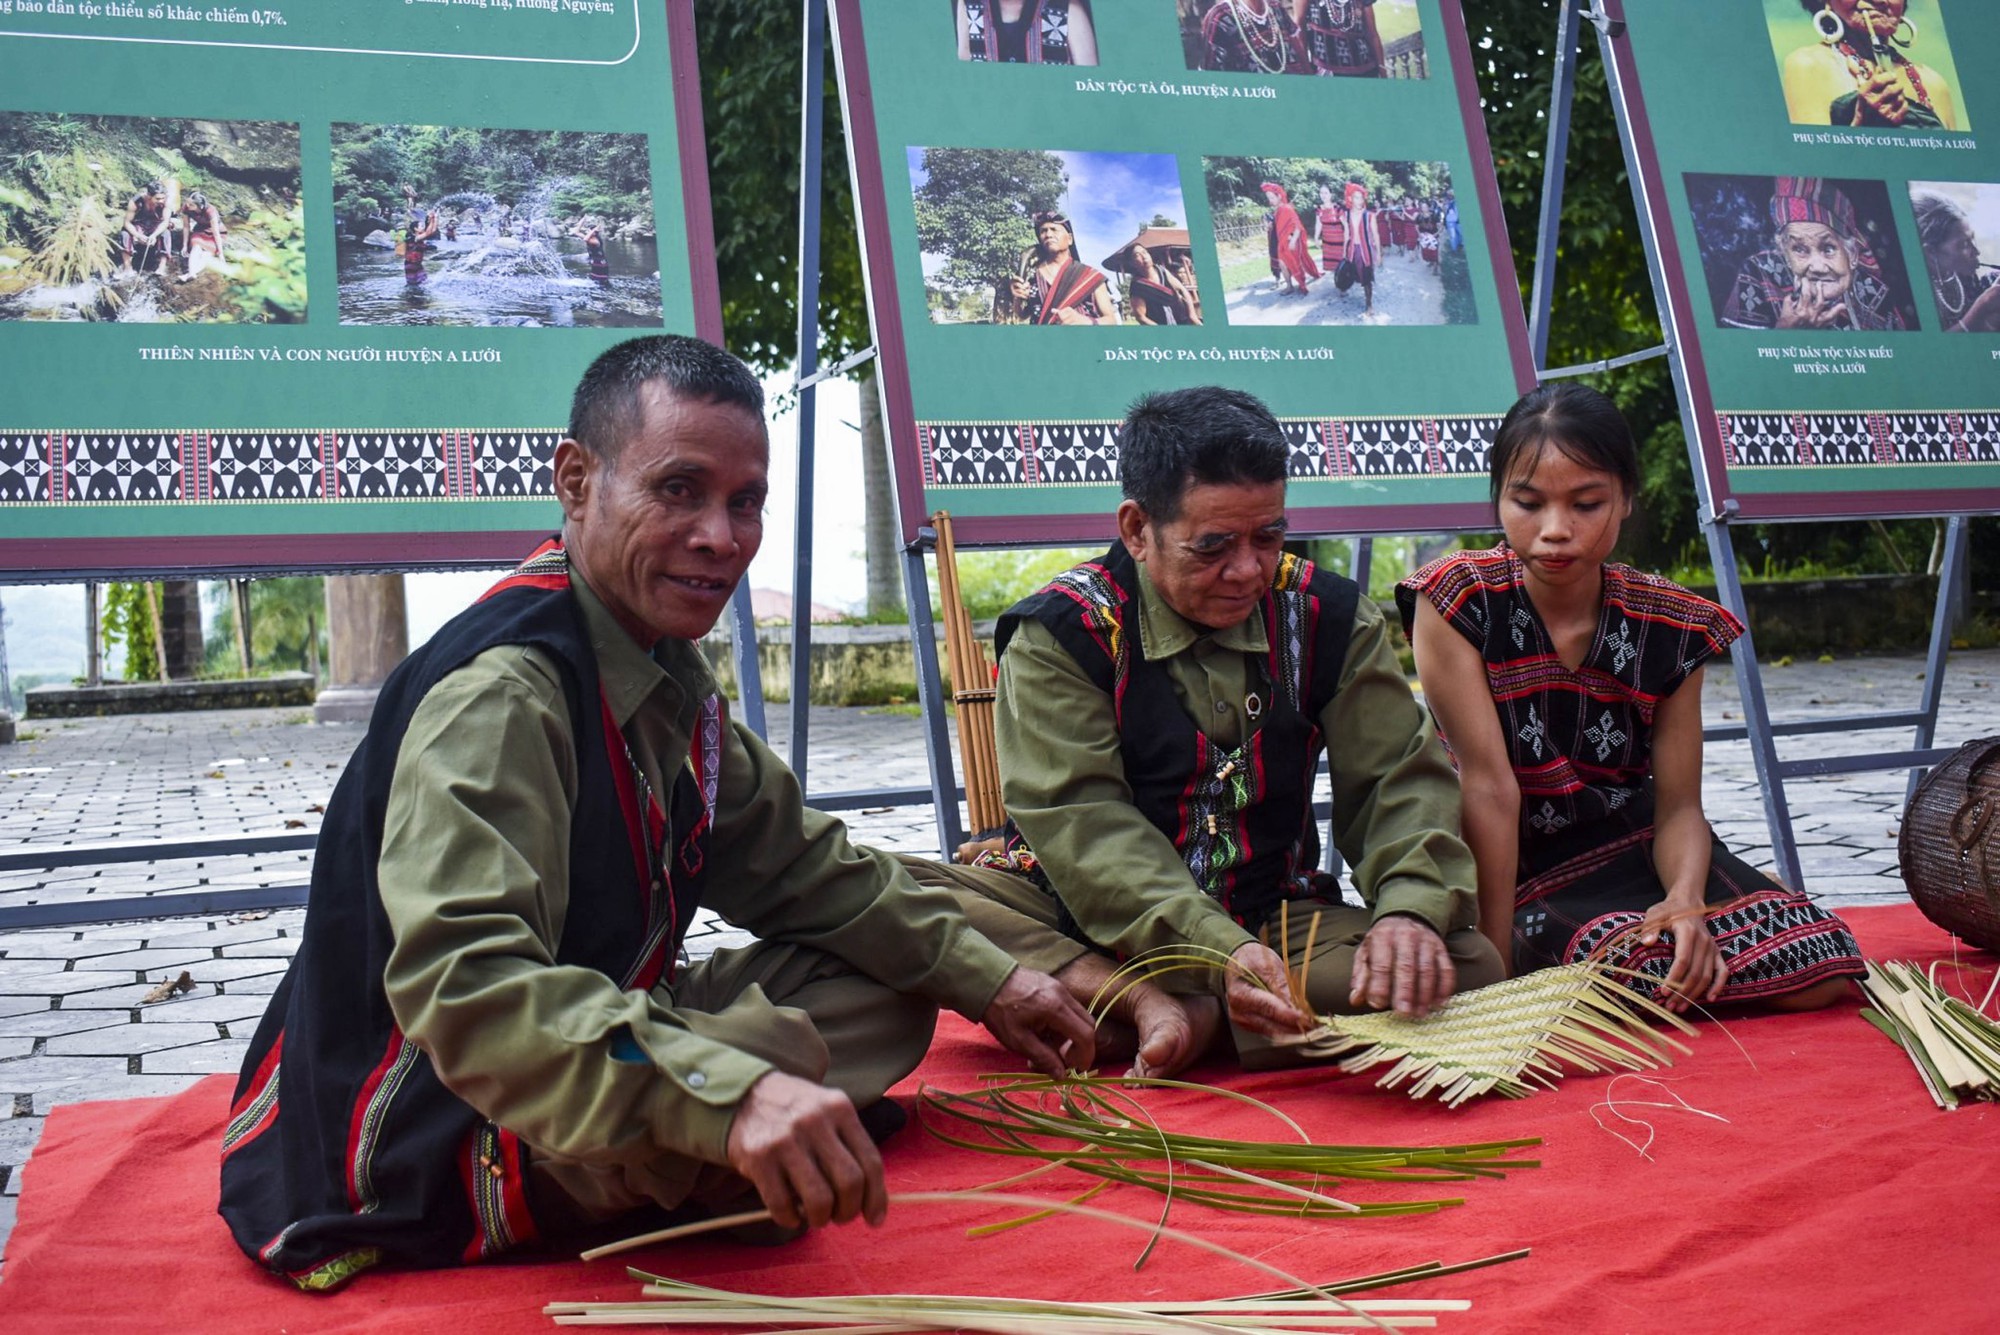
[
  {"left": 1225, "top": 940, "right": 1310, "bottom": 1036},
  {"left": 982, "top": 965, "right": 1098, "bottom": 1077},
  {"left": 1049, "top": 306, "right": 1093, "bottom": 325},
  {"left": 1855, "top": 67, "right": 1909, "bottom": 125},
  {"left": 1349, "top": 914, "right": 1455, "bottom": 1017},
  {"left": 724, "top": 1071, "right": 885, "bottom": 1231},
  {"left": 1957, "top": 282, "right": 2000, "bottom": 334},
  {"left": 1641, "top": 901, "right": 1727, "bottom": 1014}
]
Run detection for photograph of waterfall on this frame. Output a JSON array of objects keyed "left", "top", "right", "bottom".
[
  {"left": 0, "top": 111, "right": 306, "bottom": 324},
  {"left": 331, "top": 122, "right": 663, "bottom": 328}
]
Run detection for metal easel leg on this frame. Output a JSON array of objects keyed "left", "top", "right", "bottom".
[
  {"left": 1906, "top": 515, "right": 1968, "bottom": 805},
  {"left": 904, "top": 538, "right": 964, "bottom": 858}
]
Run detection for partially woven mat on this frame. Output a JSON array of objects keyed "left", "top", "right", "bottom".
[{"left": 3, "top": 903, "right": 1993, "bottom": 1333}]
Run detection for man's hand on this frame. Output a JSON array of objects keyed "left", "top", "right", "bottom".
[
  {"left": 982, "top": 965, "right": 1098, "bottom": 1077},
  {"left": 1349, "top": 915, "right": 1455, "bottom": 1017},
  {"left": 724, "top": 1071, "right": 885, "bottom": 1231},
  {"left": 1226, "top": 940, "right": 1310, "bottom": 1036},
  {"left": 1640, "top": 900, "right": 1727, "bottom": 1015}
]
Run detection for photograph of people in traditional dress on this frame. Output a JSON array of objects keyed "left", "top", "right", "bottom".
[
  {"left": 333, "top": 122, "right": 661, "bottom": 328},
  {"left": 1685, "top": 173, "right": 1919, "bottom": 332},
  {"left": 1202, "top": 155, "right": 1474, "bottom": 326},
  {"left": 1175, "top": 0, "right": 1426, "bottom": 79},
  {"left": 1765, "top": 0, "right": 1967, "bottom": 132},
  {"left": 910, "top": 146, "right": 1193, "bottom": 326},
  {"left": 0, "top": 111, "right": 305, "bottom": 324},
  {"left": 1909, "top": 181, "right": 2000, "bottom": 333},
  {"left": 954, "top": 0, "right": 1099, "bottom": 65}
]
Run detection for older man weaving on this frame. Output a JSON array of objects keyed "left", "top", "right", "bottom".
[
  {"left": 219, "top": 335, "right": 1093, "bottom": 1290},
  {"left": 914, "top": 386, "right": 1502, "bottom": 1077}
]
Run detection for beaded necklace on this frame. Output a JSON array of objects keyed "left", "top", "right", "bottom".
[
  {"left": 1228, "top": 0, "right": 1289, "bottom": 74},
  {"left": 1835, "top": 40, "right": 1933, "bottom": 123}
]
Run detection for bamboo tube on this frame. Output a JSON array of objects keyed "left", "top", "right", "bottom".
[{"left": 932, "top": 511, "right": 1007, "bottom": 835}]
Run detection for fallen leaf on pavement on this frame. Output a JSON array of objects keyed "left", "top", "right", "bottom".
[
  {"left": 228, "top": 910, "right": 273, "bottom": 925},
  {"left": 141, "top": 971, "right": 195, "bottom": 1004}
]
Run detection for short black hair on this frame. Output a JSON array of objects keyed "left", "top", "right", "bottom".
[
  {"left": 1118, "top": 386, "right": 1289, "bottom": 522},
  {"left": 567, "top": 334, "right": 765, "bottom": 459},
  {"left": 1487, "top": 382, "right": 1639, "bottom": 509}
]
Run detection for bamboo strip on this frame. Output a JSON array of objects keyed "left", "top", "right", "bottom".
[{"left": 931, "top": 511, "right": 1006, "bottom": 834}]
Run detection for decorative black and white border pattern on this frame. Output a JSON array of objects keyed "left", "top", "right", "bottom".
[
  {"left": 916, "top": 416, "right": 1504, "bottom": 489},
  {"left": 0, "top": 430, "right": 561, "bottom": 505},
  {"left": 1719, "top": 412, "right": 2000, "bottom": 470}
]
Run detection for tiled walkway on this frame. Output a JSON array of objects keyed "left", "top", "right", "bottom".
[{"left": 1, "top": 647, "right": 1993, "bottom": 1269}]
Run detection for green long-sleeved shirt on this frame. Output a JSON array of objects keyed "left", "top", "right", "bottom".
[
  {"left": 377, "top": 573, "right": 1017, "bottom": 1170},
  {"left": 996, "top": 557, "right": 1477, "bottom": 968}
]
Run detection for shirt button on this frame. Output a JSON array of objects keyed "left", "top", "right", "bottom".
[
  {"left": 1214, "top": 700, "right": 1228, "bottom": 714},
  {"left": 687, "top": 1071, "right": 707, "bottom": 1089}
]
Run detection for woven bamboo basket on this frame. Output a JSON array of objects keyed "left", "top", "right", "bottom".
[{"left": 1899, "top": 735, "right": 2000, "bottom": 951}]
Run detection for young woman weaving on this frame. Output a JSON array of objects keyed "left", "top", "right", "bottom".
[{"left": 1397, "top": 385, "right": 1863, "bottom": 1014}]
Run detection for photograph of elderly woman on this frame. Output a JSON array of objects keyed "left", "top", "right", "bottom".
[
  {"left": 953, "top": 0, "right": 1100, "bottom": 65},
  {"left": 1766, "top": 0, "right": 1968, "bottom": 132},
  {"left": 910, "top": 146, "right": 1194, "bottom": 326},
  {"left": 1685, "top": 173, "right": 1919, "bottom": 332},
  {"left": 1909, "top": 181, "right": 2000, "bottom": 333},
  {"left": 1175, "top": 0, "right": 1426, "bottom": 79},
  {"left": 1203, "top": 156, "right": 1473, "bottom": 327}
]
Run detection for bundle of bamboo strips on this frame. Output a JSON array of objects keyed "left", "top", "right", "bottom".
[
  {"left": 556, "top": 1189, "right": 1528, "bottom": 1330},
  {"left": 931, "top": 510, "right": 1006, "bottom": 837},
  {"left": 1284, "top": 962, "right": 1697, "bottom": 1108},
  {"left": 919, "top": 1074, "right": 1540, "bottom": 1221},
  {"left": 1858, "top": 959, "right": 2000, "bottom": 1109}
]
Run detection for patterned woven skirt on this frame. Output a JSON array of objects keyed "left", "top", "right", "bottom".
[{"left": 1513, "top": 823, "right": 1864, "bottom": 1003}]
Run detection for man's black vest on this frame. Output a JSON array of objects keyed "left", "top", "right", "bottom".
[
  {"left": 996, "top": 541, "right": 1359, "bottom": 934},
  {"left": 218, "top": 540, "right": 718, "bottom": 1291}
]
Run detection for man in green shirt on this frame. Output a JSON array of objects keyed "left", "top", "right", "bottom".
[
  {"left": 914, "top": 386, "right": 1501, "bottom": 1079},
  {"left": 220, "top": 336, "right": 1095, "bottom": 1289}
]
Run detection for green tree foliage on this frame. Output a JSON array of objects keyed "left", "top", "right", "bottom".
[
  {"left": 102, "top": 583, "right": 159, "bottom": 682},
  {"left": 912, "top": 148, "right": 1069, "bottom": 296},
  {"left": 205, "top": 578, "right": 327, "bottom": 676},
  {"left": 330, "top": 125, "right": 653, "bottom": 230},
  {"left": 225, "top": 202, "right": 309, "bottom": 324},
  {"left": 696, "top": 4, "right": 869, "bottom": 371}
]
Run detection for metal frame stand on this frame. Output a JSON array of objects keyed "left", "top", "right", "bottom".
[{"left": 1564, "top": 3, "right": 1966, "bottom": 890}]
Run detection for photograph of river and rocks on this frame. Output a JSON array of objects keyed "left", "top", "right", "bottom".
[{"left": 331, "top": 122, "right": 663, "bottom": 329}]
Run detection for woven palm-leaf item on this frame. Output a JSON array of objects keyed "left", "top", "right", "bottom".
[{"left": 1285, "top": 963, "right": 1697, "bottom": 1108}]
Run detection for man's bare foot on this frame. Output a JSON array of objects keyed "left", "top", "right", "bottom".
[
  {"left": 1129, "top": 991, "right": 1223, "bottom": 1080},
  {"left": 1052, "top": 954, "right": 1222, "bottom": 1078}
]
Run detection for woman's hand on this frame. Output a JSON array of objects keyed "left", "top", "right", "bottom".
[
  {"left": 1639, "top": 899, "right": 1727, "bottom": 1014},
  {"left": 1953, "top": 282, "right": 2000, "bottom": 334},
  {"left": 1853, "top": 66, "right": 1910, "bottom": 125},
  {"left": 1775, "top": 279, "right": 1848, "bottom": 329}
]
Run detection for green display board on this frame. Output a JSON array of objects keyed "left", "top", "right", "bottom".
[
  {"left": 1604, "top": 0, "right": 2000, "bottom": 521},
  {"left": 0, "top": 0, "right": 720, "bottom": 578},
  {"left": 830, "top": 0, "right": 1536, "bottom": 546}
]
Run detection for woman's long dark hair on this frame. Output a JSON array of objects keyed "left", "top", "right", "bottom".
[{"left": 1488, "top": 383, "right": 1639, "bottom": 510}]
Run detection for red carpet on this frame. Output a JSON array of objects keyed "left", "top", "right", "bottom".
[{"left": 3, "top": 903, "right": 1993, "bottom": 1333}]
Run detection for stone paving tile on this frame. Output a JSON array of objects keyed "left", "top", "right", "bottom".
[
  {"left": 0, "top": 1010, "right": 130, "bottom": 1040},
  {"left": 60, "top": 947, "right": 220, "bottom": 974},
  {"left": 33, "top": 1075, "right": 206, "bottom": 1115},
  {"left": 215, "top": 937, "right": 300, "bottom": 959},
  {"left": 136, "top": 994, "right": 270, "bottom": 1026},
  {"left": 142, "top": 1042, "right": 249, "bottom": 1075},
  {"left": 0, "top": 971, "right": 146, "bottom": 997},
  {"left": 0, "top": 1056, "right": 130, "bottom": 1103},
  {"left": 0, "top": 1038, "right": 31, "bottom": 1060},
  {"left": 0, "top": 938, "right": 146, "bottom": 960},
  {"left": 215, "top": 973, "right": 284, "bottom": 996},
  {"left": 43, "top": 1023, "right": 222, "bottom": 1057},
  {"left": 48, "top": 982, "right": 207, "bottom": 1010},
  {"left": 0, "top": 998, "right": 49, "bottom": 1020},
  {"left": 165, "top": 957, "right": 290, "bottom": 985}
]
